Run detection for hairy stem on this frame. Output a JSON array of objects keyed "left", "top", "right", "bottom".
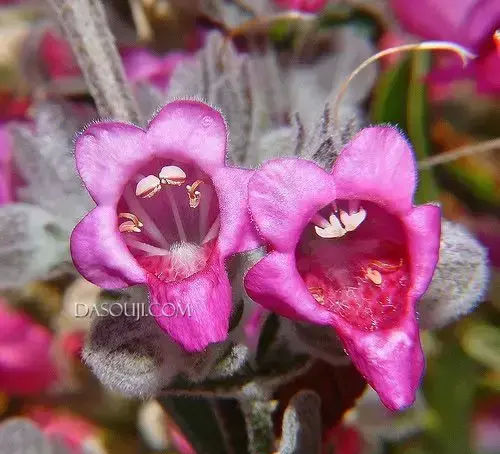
[
  {"left": 418, "top": 138, "right": 500, "bottom": 169},
  {"left": 45, "top": 0, "right": 143, "bottom": 124}
]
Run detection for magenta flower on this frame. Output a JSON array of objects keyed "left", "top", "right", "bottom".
[
  {"left": 273, "top": 0, "right": 327, "bottom": 13},
  {"left": 29, "top": 408, "right": 104, "bottom": 454},
  {"left": 0, "top": 299, "right": 58, "bottom": 395},
  {"left": 390, "top": 0, "right": 500, "bottom": 94},
  {"left": 121, "top": 48, "right": 189, "bottom": 91},
  {"left": 71, "top": 100, "right": 260, "bottom": 352},
  {"left": 244, "top": 127, "right": 441, "bottom": 410},
  {"left": 0, "top": 124, "right": 13, "bottom": 205}
]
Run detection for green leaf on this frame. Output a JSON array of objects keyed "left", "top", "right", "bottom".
[
  {"left": 158, "top": 396, "right": 230, "bottom": 454},
  {"left": 370, "top": 55, "right": 440, "bottom": 204},
  {"left": 461, "top": 323, "right": 500, "bottom": 370},
  {"left": 423, "top": 338, "right": 479, "bottom": 454},
  {"left": 407, "top": 53, "right": 440, "bottom": 204}
]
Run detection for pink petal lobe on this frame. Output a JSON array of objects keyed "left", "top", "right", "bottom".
[
  {"left": 70, "top": 207, "right": 146, "bottom": 289},
  {"left": 333, "top": 127, "right": 416, "bottom": 215},
  {"left": 404, "top": 204, "right": 441, "bottom": 299},
  {"left": 334, "top": 312, "right": 424, "bottom": 411},
  {"left": 213, "top": 167, "right": 262, "bottom": 256},
  {"left": 0, "top": 124, "right": 13, "bottom": 205},
  {"left": 389, "top": 0, "right": 477, "bottom": 44},
  {"left": 248, "top": 158, "right": 336, "bottom": 252},
  {"left": 244, "top": 252, "right": 333, "bottom": 325},
  {"left": 149, "top": 251, "right": 232, "bottom": 352},
  {"left": 76, "top": 123, "right": 148, "bottom": 205},
  {"left": 147, "top": 100, "right": 228, "bottom": 174}
]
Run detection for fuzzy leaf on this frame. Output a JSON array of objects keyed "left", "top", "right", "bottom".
[
  {"left": 419, "top": 220, "right": 490, "bottom": 329},
  {"left": 83, "top": 287, "right": 182, "bottom": 397},
  {"left": 278, "top": 391, "right": 321, "bottom": 454},
  {"left": 241, "top": 383, "right": 277, "bottom": 454},
  {"left": 209, "top": 343, "right": 251, "bottom": 380},
  {"left": 346, "top": 387, "right": 428, "bottom": 441},
  {"left": 45, "top": 0, "right": 142, "bottom": 124},
  {"left": 0, "top": 204, "right": 67, "bottom": 289},
  {"left": 0, "top": 419, "right": 54, "bottom": 454},
  {"left": 10, "top": 101, "right": 94, "bottom": 229}
]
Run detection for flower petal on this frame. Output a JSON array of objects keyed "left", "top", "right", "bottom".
[
  {"left": 389, "top": 0, "right": 475, "bottom": 44},
  {"left": 70, "top": 206, "right": 146, "bottom": 288},
  {"left": 248, "top": 158, "right": 336, "bottom": 252},
  {"left": 75, "top": 122, "right": 147, "bottom": 205},
  {"left": 403, "top": 204, "right": 441, "bottom": 299},
  {"left": 333, "top": 127, "right": 417, "bottom": 215},
  {"left": 147, "top": 100, "right": 228, "bottom": 174},
  {"left": 149, "top": 252, "right": 232, "bottom": 352},
  {"left": 244, "top": 252, "right": 334, "bottom": 325},
  {"left": 334, "top": 312, "right": 424, "bottom": 411},
  {"left": 213, "top": 167, "right": 261, "bottom": 256}
]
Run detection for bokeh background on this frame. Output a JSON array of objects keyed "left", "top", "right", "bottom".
[{"left": 0, "top": 1, "right": 498, "bottom": 453}]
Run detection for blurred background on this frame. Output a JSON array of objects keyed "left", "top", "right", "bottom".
[{"left": 0, "top": 1, "right": 498, "bottom": 453}]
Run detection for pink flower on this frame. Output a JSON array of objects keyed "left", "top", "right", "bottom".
[
  {"left": 273, "top": 0, "right": 328, "bottom": 13},
  {"left": 390, "top": 0, "right": 500, "bottom": 94},
  {"left": 0, "top": 299, "right": 58, "bottom": 395},
  {"left": 70, "top": 100, "right": 260, "bottom": 352},
  {"left": 28, "top": 408, "right": 104, "bottom": 454},
  {"left": 121, "top": 48, "right": 189, "bottom": 91},
  {"left": 244, "top": 127, "right": 441, "bottom": 410},
  {"left": 473, "top": 400, "right": 500, "bottom": 454},
  {"left": 0, "top": 124, "right": 13, "bottom": 205}
]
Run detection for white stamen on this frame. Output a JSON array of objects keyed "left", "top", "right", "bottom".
[
  {"left": 136, "top": 175, "right": 162, "bottom": 198},
  {"left": 159, "top": 165, "right": 187, "bottom": 186},
  {"left": 119, "top": 221, "right": 141, "bottom": 233},
  {"left": 202, "top": 216, "right": 220, "bottom": 244},
  {"left": 126, "top": 239, "right": 170, "bottom": 256},
  {"left": 187, "top": 180, "right": 203, "bottom": 208},
  {"left": 366, "top": 267, "right": 382, "bottom": 285},
  {"left": 314, "top": 213, "right": 346, "bottom": 238},
  {"left": 166, "top": 190, "right": 187, "bottom": 243},
  {"left": 125, "top": 190, "right": 169, "bottom": 248},
  {"left": 339, "top": 207, "right": 366, "bottom": 232}
]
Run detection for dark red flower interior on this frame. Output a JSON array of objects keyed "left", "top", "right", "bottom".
[
  {"left": 296, "top": 200, "right": 410, "bottom": 331},
  {"left": 117, "top": 158, "right": 220, "bottom": 283}
]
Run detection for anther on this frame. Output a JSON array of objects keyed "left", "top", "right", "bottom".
[
  {"left": 186, "top": 180, "right": 203, "bottom": 208},
  {"left": 119, "top": 221, "right": 141, "bottom": 233},
  {"left": 314, "top": 213, "right": 346, "bottom": 238},
  {"left": 309, "top": 287, "right": 325, "bottom": 304},
  {"left": 339, "top": 207, "right": 366, "bottom": 232},
  {"left": 365, "top": 267, "right": 382, "bottom": 285},
  {"left": 136, "top": 175, "right": 162, "bottom": 198},
  {"left": 119, "top": 212, "right": 143, "bottom": 227},
  {"left": 370, "top": 258, "right": 403, "bottom": 272},
  {"left": 118, "top": 212, "right": 143, "bottom": 233},
  {"left": 159, "top": 165, "right": 186, "bottom": 186}
]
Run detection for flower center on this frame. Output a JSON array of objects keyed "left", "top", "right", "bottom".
[
  {"left": 116, "top": 158, "right": 220, "bottom": 283},
  {"left": 296, "top": 200, "right": 409, "bottom": 331}
]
